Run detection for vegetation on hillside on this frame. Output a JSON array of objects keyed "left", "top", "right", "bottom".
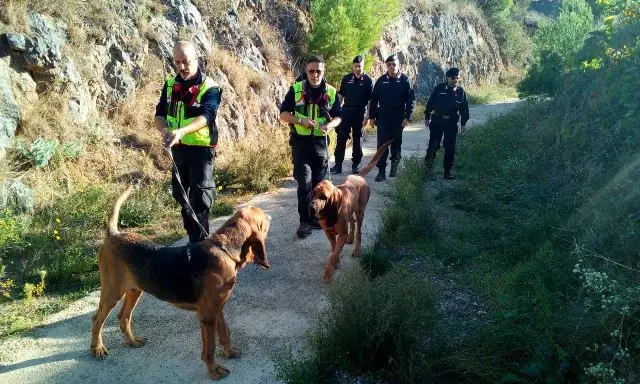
[{"left": 277, "top": 1, "right": 640, "bottom": 382}]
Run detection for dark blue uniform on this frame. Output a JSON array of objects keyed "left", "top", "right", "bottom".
[
  {"left": 424, "top": 82, "right": 469, "bottom": 178},
  {"left": 369, "top": 73, "right": 415, "bottom": 173},
  {"left": 334, "top": 73, "right": 373, "bottom": 170}
]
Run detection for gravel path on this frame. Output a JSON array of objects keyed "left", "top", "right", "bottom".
[{"left": 0, "top": 101, "right": 518, "bottom": 383}]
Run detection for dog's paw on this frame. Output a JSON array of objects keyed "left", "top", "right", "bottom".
[
  {"left": 224, "top": 344, "right": 241, "bottom": 358},
  {"left": 126, "top": 336, "right": 146, "bottom": 348},
  {"left": 208, "top": 363, "right": 230, "bottom": 380},
  {"left": 322, "top": 270, "right": 333, "bottom": 283},
  {"left": 91, "top": 344, "right": 109, "bottom": 359},
  {"left": 346, "top": 236, "right": 354, "bottom": 245},
  {"left": 352, "top": 250, "right": 360, "bottom": 258}
]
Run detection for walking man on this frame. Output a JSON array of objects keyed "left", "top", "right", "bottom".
[
  {"left": 424, "top": 67, "right": 469, "bottom": 180},
  {"left": 330, "top": 55, "right": 373, "bottom": 175},
  {"left": 155, "top": 41, "right": 222, "bottom": 242},
  {"left": 368, "top": 54, "right": 415, "bottom": 182},
  {"left": 279, "top": 55, "right": 342, "bottom": 239}
]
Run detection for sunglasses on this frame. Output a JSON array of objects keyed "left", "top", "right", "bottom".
[
  {"left": 386, "top": 62, "right": 398, "bottom": 67},
  {"left": 307, "top": 69, "right": 323, "bottom": 74}
]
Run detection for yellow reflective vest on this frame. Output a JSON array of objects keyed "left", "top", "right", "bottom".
[
  {"left": 292, "top": 81, "right": 337, "bottom": 136},
  {"left": 165, "top": 75, "right": 219, "bottom": 146}
]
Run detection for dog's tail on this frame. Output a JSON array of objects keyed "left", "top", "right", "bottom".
[
  {"left": 107, "top": 185, "right": 134, "bottom": 236},
  {"left": 358, "top": 140, "right": 393, "bottom": 177}
]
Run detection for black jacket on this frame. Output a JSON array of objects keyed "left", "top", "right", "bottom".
[
  {"left": 425, "top": 83, "right": 469, "bottom": 126},
  {"left": 338, "top": 73, "right": 373, "bottom": 110},
  {"left": 368, "top": 73, "right": 415, "bottom": 120}
]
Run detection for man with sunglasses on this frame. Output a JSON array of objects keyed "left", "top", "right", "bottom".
[
  {"left": 155, "top": 41, "right": 221, "bottom": 242},
  {"left": 368, "top": 54, "right": 416, "bottom": 182},
  {"left": 330, "top": 55, "right": 373, "bottom": 175},
  {"left": 279, "top": 55, "right": 342, "bottom": 239},
  {"left": 424, "top": 67, "right": 469, "bottom": 180}
]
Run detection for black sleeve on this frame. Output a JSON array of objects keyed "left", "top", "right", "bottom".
[
  {"left": 405, "top": 80, "right": 416, "bottom": 120},
  {"left": 155, "top": 81, "right": 168, "bottom": 117},
  {"left": 337, "top": 76, "right": 347, "bottom": 97},
  {"left": 329, "top": 97, "right": 342, "bottom": 119},
  {"left": 425, "top": 85, "right": 439, "bottom": 119},
  {"left": 199, "top": 86, "right": 221, "bottom": 126},
  {"left": 460, "top": 89, "right": 470, "bottom": 126},
  {"left": 369, "top": 79, "right": 380, "bottom": 118},
  {"left": 363, "top": 76, "right": 373, "bottom": 104},
  {"left": 279, "top": 87, "right": 296, "bottom": 113}
]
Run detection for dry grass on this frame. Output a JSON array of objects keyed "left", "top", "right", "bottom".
[
  {"left": 211, "top": 45, "right": 266, "bottom": 102},
  {"left": 191, "top": 0, "right": 234, "bottom": 24},
  {"left": 0, "top": 0, "right": 29, "bottom": 33}
]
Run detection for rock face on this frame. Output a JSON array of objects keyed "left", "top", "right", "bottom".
[{"left": 373, "top": 9, "right": 503, "bottom": 100}]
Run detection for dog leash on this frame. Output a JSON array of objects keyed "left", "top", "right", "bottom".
[
  {"left": 325, "top": 133, "right": 332, "bottom": 183},
  {"left": 165, "top": 147, "right": 211, "bottom": 238}
]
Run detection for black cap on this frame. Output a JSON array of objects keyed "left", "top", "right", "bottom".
[
  {"left": 385, "top": 54, "right": 398, "bottom": 63},
  {"left": 446, "top": 67, "right": 460, "bottom": 77},
  {"left": 353, "top": 55, "right": 363, "bottom": 63}
]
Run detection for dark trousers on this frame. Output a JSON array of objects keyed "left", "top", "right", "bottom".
[
  {"left": 170, "top": 145, "right": 216, "bottom": 242},
  {"left": 334, "top": 108, "right": 365, "bottom": 167},
  {"left": 427, "top": 118, "right": 458, "bottom": 171},
  {"left": 376, "top": 112, "right": 404, "bottom": 170},
  {"left": 292, "top": 136, "right": 328, "bottom": 223}
]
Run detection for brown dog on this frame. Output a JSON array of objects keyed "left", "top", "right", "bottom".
[
  {"left": 311, "top": 140, "right": 393, "bottom": 282},
  {"left": 90, "top": 185, "right": 271, "bottom": 380}
]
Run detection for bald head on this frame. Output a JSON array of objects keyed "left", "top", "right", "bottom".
[{"left": 172, "top": 41, "right": 199, "bottom": 80}]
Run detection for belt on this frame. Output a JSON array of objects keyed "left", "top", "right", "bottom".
[{"left": 432, "top": 112, "right": 456, "bottom": 120}]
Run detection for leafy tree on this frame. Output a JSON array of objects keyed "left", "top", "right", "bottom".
[
  {"left": 307, "top": 0, "right": 401, "bottom": 83},
  {"left": 518, "top": 0, "right": 595, "bottom": 96}
]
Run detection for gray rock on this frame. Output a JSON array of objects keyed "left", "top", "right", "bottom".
[
  {"left": 0, "top": 179, "right": 35, "bottom": 214},
  {"left": 25, "top": 12, "right": 67, "bottom": 73},
  {"left": 0, "top": 60, "right": 21, "bottom": 152},
  {"left": 5, "top": 33, "right": 27, "bottom": 52},
  {"left": 374, "top": 9, "right": 502, "bottom": 100}
]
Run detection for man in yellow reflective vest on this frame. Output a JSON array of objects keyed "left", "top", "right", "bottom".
[
  {"left": 154, "top": 41, "right": 222, "bottom": 242},
  {"left": 279, "top": 55, "right": 342, "bottom": 239}
]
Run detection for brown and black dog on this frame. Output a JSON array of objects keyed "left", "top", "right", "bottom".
[
  {"left": 311, "top": 140, "right": 393, "bottom": 282},
  {"left": 90, "top": 185, "right": 271, "bottom": 380}
]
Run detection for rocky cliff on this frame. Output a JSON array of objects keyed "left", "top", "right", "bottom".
[{"left": 372, "top": 4, "right": 503, "bottom": 101}]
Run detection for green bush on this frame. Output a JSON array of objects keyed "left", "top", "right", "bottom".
[
  {"left": 308, "top": 0, "right": 401, "bottom": 83},
  {"left": 276, "top": 267, "right": 439, "bottom": 383},
  {"left": 15, "top": 138, "right": 60, "bottom": 169},
  {"left": 518, "top": 0, "right": 594, "bottom": 96}
]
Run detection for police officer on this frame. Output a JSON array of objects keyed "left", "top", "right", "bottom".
[
  {"left": 368, "top": 54, "right": 416, "bottom": 182},
  {"left": 155, "top": 41, "right": 222, "bottom": 242},
  {"left": 279, "top": 55, "right": 342, "bottom": 239},
  {"left": 424, "top": 67, "right": 469, "bottom": 180},
  {"left": 329, "top": 55, "right": 373, "bottom": 175}
]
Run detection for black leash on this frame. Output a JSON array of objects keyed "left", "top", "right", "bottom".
[{"left": 165, "top": 147, "right": 210, "bottom": 238}]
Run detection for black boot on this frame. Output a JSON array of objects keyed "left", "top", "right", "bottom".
[
  {"left": 444, "top": 163, "right": 454, "bottom": 180},
  {"left": 389, "top": 160, "right": 400, "bottom": 177},
  {"left": 352, "top": 164, "right": 360, "bottom": 174},
  {"left": 330, "top": 163, "right": 342, "bottom": 175},
  {"left": 424, "top": 150, "right": 436, "bottom": 180},
  {"left": 375, "top": 169, "right": 386, "bottom": 182}
]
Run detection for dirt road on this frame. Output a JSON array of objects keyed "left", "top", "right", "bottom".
[{"left": 0, "top": 101, "right": 518, "bottom": 383}]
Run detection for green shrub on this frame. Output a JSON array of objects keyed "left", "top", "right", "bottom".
[
  {"left": 276, "top": 267, "right": 439, "bottom": 383},
  {"left": 308, "top": 0, "right": 401, "bottom": 83},
  {"left": 518, "top": 0, "right": 594, "bottom": 96},
  {"left": 15, "top": 138, "right": 60, "bottom": 169}
]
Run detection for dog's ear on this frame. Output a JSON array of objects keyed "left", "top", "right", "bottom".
[{"left": 240, "top": 232, "right": 270, "bottom": 270}]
